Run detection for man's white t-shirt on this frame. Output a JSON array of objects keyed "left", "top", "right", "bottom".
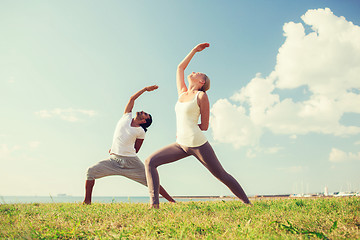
[{"left": 110, "top": 112, "right": 145, "bottom": 157}]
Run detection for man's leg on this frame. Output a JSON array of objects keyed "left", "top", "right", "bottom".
[
  {"left": 83, "top": 180, "right": 95, "bottom": 205},
  {"left": 83, "top": 158, "right": 122, "bottom": 205}
]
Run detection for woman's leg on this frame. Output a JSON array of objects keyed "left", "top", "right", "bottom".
[
  {"left": 145, "top": 143, "right": 189, "bottom": 207},
  {"left": 118, "top": 156, "right": 176, "bottom": 203},
  {"left": 191, "top": 142, "right": 251, "bottom": 204},
  {"left": 159, "top": 185, "right": 176, "bottom": 203}
]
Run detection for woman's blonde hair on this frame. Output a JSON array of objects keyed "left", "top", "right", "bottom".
[{"left": 200, "top": 74, "right": 210, "bottom": 92}]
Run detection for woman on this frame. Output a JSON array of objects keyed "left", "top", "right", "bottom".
[{"left": 145, "top": 43, "right": 251, "bottom": 208}]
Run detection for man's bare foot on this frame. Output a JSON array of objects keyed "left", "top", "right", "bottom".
[
  {"left": 82, "top": 201, "right": 91, "bottom": 205},
  {"left": 149, "top": 204, "right": 159, "bottom": 209}
]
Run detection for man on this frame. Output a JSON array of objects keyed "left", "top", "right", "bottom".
[{"left": 83, "top": 85, "right": 175, "bottom": 204}]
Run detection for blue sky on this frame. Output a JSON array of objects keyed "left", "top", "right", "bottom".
[{"left": 1, "top": 1, "right": 359, "bottom": 197}]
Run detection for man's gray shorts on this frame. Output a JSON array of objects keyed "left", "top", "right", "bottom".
[{"left": 86, "top": 155, "right": 147, "bottom": 186}]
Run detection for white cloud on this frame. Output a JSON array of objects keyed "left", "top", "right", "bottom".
[
  {"left": 0, "top": 141, "right": 40, "bottom": 163},
  {"left": 246, "top": 149, "right": 257, "bottom": 158},
  {"left": 35, "top": 108, "right": 97, "bottom": 122},
  {"left": 210, "top": 99, "right": 262, "bottom": 148},
  {"left": 0, "top": 144, "right": 20, "bottom": 160},
  {"left": 265, "top": 147, "right": 283, "bottom": 154},
  {"left": 329, "top": 148, "right": 360, "bottom": 163},
  {"left": 0, "top": 142, "right": 41, "bottom": 159},
  {"left": 277, "top": 8, "right": 360, "bottom": 95},
  {"left": 210, "top": 8, "right": 360, "bottom": 148}
]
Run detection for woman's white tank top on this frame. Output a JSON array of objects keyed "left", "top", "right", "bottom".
[{"left": 175, "top": 91, "right": 207, "bottom": 147}]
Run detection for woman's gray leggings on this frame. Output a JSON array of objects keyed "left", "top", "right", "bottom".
[{"left": 145, "top": 141, "right": 250, "bottom": 205}]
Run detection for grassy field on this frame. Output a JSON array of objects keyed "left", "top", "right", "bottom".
[{"left": 1, "top": 197, "right": 359, "bottom": 239}]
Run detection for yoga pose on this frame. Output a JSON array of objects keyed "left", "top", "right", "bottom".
[
  {"left": 83, "top": 85, "right": 175, "bottom": 204},
  {"left": 145, "top": 43, "right": 251, "bottom": 208}
]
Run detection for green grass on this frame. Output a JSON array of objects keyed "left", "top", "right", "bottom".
[{"left": 1, "top": 197, "right": 359, "bottom": 239}]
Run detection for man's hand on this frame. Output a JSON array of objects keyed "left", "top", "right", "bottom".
[
  {"left": 145, "top": 85, "right": 159, "bottom": 92},
  {"left": 124, "top": 85, "right": 159, "bottom": 114}
]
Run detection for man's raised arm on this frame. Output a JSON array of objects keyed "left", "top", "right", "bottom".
[{"left": 124, "top": 85, "right": 159, "bottom": 114}]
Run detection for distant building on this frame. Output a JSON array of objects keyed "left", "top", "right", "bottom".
[{"left": 324, "top": 186, "right": 329, "bottom": 196}]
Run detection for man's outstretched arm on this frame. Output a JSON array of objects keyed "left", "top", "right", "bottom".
[{"left": 124, "top": 85, "right": 158, "bottom": 114}]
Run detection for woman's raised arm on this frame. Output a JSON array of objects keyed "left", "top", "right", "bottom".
[{"left": 176, "top": 43, "right": 210, "bottom": 96}]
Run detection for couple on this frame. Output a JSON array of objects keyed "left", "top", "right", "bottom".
[{"left": 83, "top": 43, "right": 251, "bottom": 208}]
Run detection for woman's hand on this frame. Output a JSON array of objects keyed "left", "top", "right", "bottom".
[
  {"left": 145, "top": 85, "right": 159, "bottom": 92},
  {"left": 193, "top": 43, "right": 210, "bottom": 52}
]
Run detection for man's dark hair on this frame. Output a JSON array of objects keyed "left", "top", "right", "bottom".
[{"left": 140, "top": 114, "right": 152, "bottom": 132}]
